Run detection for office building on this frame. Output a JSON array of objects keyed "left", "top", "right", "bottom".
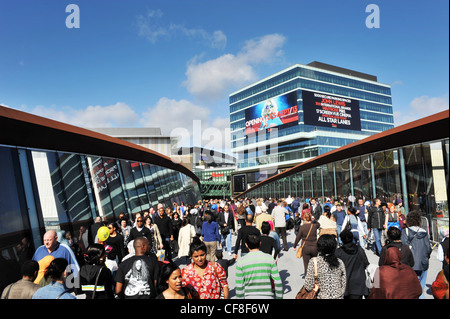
[{"left": 230, "top": 61, "right": 394, "bottom": 195}]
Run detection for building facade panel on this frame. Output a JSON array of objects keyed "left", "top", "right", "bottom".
[
  {"left": 0, "top": 106, "right": 202, "bottom": 295},
  {"left": 237, "top": 111, "right": 449, "bottom": 245},
  {"left": 230, "top": 62, "right": 394, "bottom": 195}
]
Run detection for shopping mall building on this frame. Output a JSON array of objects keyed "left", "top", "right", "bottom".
[
  {"left": 229, "top": 61, "right": 448, "bottom": 246},
  {"left": 230, "top": 61, "right": 395, "bottom": 194},
  {"left": 0, "top": 105, "right": 202, "bottom": 293}
]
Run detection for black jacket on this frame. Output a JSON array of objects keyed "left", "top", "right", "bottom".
[
  {"left": 335, "top": 243, "right": 370, "bottom": 297},
  {"left": 154, "top": 213, "right": 174, "bottom": 238},
  {"left": 217, "top": 211, "right": 235, "bottom": 232},
  {"left": 79, "top": 264, "right": 114, "bottom": 299},
  {"left": 367, "top": 205, "right": 384, "bottom": 230}
]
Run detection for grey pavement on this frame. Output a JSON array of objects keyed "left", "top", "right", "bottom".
[
  {"left": 76, "top": 228, "right": 444, "bottom": 299},
  {"left": 213, "top": 229, "right": 443, "bottom": 299}
]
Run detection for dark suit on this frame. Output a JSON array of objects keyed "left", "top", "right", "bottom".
[
  {"left": 217, "top": 211, "right": 235, "bottom": 232},
  {"left": 311, "top": 203, "right": 322, "bottom": 221}
]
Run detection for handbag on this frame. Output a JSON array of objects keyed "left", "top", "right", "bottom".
[
  {"left": 296, "top": 223, "right": 313, "bottom": 259},
  {"left": 221, "top": 225, "right": 230, "bottom": 235},
  {"left": 296, "top": 257, "right": 318, "bottom": 299}
]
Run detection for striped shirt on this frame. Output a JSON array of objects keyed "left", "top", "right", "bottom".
[{"left": 235, "top": 250, "right": 283, "bottom": 299}]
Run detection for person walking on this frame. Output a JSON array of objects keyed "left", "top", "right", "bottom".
[
  {"left": 156, "top": 262, "right": 197, "bottom": 299},
  {"left": 32, "top": 258, "right": 76, "bottom": 299},
  {"left": 260, "top": 221, "right": 280, "bottom": 260},
  {"left": 234, "top": 214, "right": 261, "bottom": 259},
  {"left": 401, "top": 211, "right": 432, "bottom": 299},
  {"left": 201, "top": 212, "right": 221, "bottom": 262},
  {"left": 384, "top": 202, "right": 401, "bottom": 231},
  {"left": 181, "top": 238, "right": 229, "bottom": 299},
  {"left": 310, "top": 198, "right": 322, "bottom": 221},
  {"left": 154, "top": 206, "right": 174, "bottom": 261},
  {"left": 79, "top": 243, "right": 114, "bottom": 299},
  {"left": 341, "top": 206, "right": 366, "bottom": 245},
  {"left": 332, "top": 203, "right": 346, "bottom": 245},
  {"left": 235, "top": 233, "right": 283, "bottom": 299},
  {"left": 128, "top": 216, "right": 152, "bottom": 243},
  {"left": 368, "top": 246, "right": 422, "bottom": 299},
  {"left": 317, "top": 205, "right": 337, "bottom": 237},
  {"left": 115, "top": 237, "right": 161, "bottom": 299},
  {"left": 293, "top": 212, "right": 320, "bottom": 277},
  {"left": 1, "top": 260, "right": 40, "bottom": 299},
  {"left": 217, "top": 204, "right": 235, "bottom": 255},
  {"left": 32, "top": 230, "right": 80, "bottom": 282},
  {"left": 367, "top": 198, "right": 385, "bottom": 256},
  {"left": 105, "top": 222, "right": 126, "bottom": 265},
  {"left": 379, "top": 226, "right": 414, "bottom": 267},
  {"left": 303, "top": 234, "right": 346, "bottom": 299},
  {"left": 431, "top": 246, "right": 449, "bottom": 299},
  {"left": 271, "top": 200, "right": 289, "bottom": 251},
  {"left": 335, "top": 230, "right": 370, "bottom": 299},
  {"left": 119, "top": 218, "right": 132, "bottom": 249},
  {"left": 355, "top": 198, "right": 369, "bottom": 248},
  {"left": 144, "top": 216, "right": 164, "bottom": 255},
  {"left": 177, "top": 218, "right": 196, "bottom": 264}
]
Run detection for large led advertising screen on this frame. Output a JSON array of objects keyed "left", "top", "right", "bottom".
[
  {"left": 233, "top": 174, "right": 247, "bottom": 193},
  {"left": 302, "top": 90, "right": 361, "bottom": 131},
  {"left": 245, "top": 91, "right": 298, "bottom": 135}
]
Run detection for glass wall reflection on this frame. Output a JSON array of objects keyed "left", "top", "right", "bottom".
[
  {"left": 0, "top": 145, "right": 202, "bottom": 295},
  {"left": 244, "top": 139, "right": 449, "bottom": 245}
]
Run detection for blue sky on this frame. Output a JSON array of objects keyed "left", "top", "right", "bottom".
[{"left": 0, "top": 0, "right": 448, "bottom": 152}]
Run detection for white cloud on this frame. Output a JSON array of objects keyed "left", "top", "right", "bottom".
[
  {"left": 29, "top": 102, "right": 139, "bottom": 128},
  {"left": 183, "top": 33, "right": 287, "bottom": 101},
  {"left": 140, "top": 97, "right": 211, "bottom": 134},
  {"left": 140, "top": 98, "right": 232, "bottom": 154},
  {"left": 135, "top": 9, "right": 226, "bottom": 49},
  {"left": 394, "top": 94, "right": 449, "bottom": 126}
]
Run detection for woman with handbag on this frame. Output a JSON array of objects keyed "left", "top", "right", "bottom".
[
  {"left": 293, "top": 212, "right": 320, "bottom": 277},
  {"left": 181, "top": 238, "right": 229, "bottom": 299},
  {"left": 304, "top": 234, "right": 347, "bottom": 299}
]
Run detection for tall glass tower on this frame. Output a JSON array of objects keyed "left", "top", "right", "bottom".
[{"left": 230, "top": 61, "right": 394, "bottom": 194}]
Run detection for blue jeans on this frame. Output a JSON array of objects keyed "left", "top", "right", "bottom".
[
  {"left": 372, "top": 228, "right": 383, "bottom": 254},
  {"left": 336, "top": 224, "right": 342, "bottom": 245},
  {"left": 221, "top": 232, "right": 232, "bottom": 253},
  {"left": 416, "top": 270, "right": 428, "bottom": 299},
  {"left": 359, "top": 222, "right": 368, "bottom": 248}
]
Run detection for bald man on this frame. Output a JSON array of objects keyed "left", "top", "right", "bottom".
[{"left": 32, "top": 230, "right": 80, "bottom": 280}]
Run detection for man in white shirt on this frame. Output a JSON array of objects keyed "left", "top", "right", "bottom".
[{"left": 271, "top": 200, "right": 288, "bottom": 251}]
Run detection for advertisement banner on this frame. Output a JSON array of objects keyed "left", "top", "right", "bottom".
[
  {"left": 302, "top": 90, "right": 361, "bottom": 131},
  {"left": 245, "top": 91, "right": 298, "bottom": 135}
]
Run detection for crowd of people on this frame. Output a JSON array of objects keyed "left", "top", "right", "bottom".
[{"left": 1, "top": 197, "right": 448, "bottom": 300}]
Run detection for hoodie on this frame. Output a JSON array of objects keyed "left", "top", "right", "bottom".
[
  {"left": 401, "top": 226, "right": 432, "bottom": 272},
  {"left": 79, "top": 264, "right": 114, "bottom": 299},
  {"left": 369, "top": 247, "right": 422, "bottom": 299},
  {"left": 335, "top": 242, "right": 370, "bottom": 297}
]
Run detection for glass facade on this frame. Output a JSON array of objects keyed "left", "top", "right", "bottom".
[
  {"left": 196, "top": 169, "right": 234, "bottom": 199},
  {"left": 230, "top": 63, "right": 394, "bottom": 173},
  {"left": 244, "top": 138, "right": 450, "bottom": 244},
  {"left": 0, "top": 144, "right": 201, "bottom": 294}
]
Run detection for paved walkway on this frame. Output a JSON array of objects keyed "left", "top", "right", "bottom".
[
  {"left": 194, "top": 229, "right": 444, "bottom": 299},
  {"left": 77, "top": 228, "right": 444, "bottom": 299}
]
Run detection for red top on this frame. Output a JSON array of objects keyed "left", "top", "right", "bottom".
[{"left": 181, "top": 262, "right": 228, "bottom": 299}]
